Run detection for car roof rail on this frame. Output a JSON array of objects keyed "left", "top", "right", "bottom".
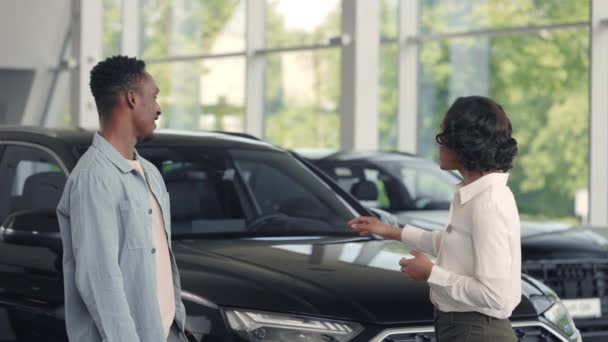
[
  {"left": 211, "top": 130, "right": 261, "bottom": 141},
  {"left": 0, "top": 125, "right": 56, "bottom": 136},
  {"left": 319, "top": 151, "right": 343, "bottom": 160},
  {"left": 387, "top": 150, "right": 418, "bottom": 157}
]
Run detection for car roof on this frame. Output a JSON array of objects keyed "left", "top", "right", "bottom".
[
  {"left": 302, "top": 149, "right": 434, "bottom": 165},
  {"left": 0, "top": 125, "right": 283, "bottom": 152}
]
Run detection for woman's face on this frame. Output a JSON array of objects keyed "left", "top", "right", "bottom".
[
  {"left": 438, "top": 117, "right": 460, "bottom": 170},
  {"left": 438, "top": 144, "right": 459, "bottom": 170}
]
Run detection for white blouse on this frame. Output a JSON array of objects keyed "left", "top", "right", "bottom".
[{"left": 401, "top": 173, "right": 521, "bottom": 319}]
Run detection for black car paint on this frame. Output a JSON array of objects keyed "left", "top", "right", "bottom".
[
  {"left": 0, "top": 128, "right": 568, "bottom": 341},
  {"left": 308, "top": 150, "right": 608, "bottom": 341}
]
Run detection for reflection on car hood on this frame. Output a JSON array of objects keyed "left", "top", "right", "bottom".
[
  {"left": 173, "top": 237, "right": 537, "bottom": 324},
  {"left": 395, "top": 210, "right": 608, "bottom": 259}
]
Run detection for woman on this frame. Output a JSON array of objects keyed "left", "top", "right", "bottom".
[{"left": 349, "top": 96, "right": 520, "bottom": 341}]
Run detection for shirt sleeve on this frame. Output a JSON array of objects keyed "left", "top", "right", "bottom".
[
  {"left": 69, "top": 172, "right": 141, "bottom": 342},
  {"left": 401, "top": 224, "right": 444, "bottom": 257},
  {"left": 426, "top": 201, "right": 513, "bottom": 311}
]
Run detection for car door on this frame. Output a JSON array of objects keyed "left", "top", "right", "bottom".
[{"left": 0, "top": 143, "right": 68, "bottom": 341}]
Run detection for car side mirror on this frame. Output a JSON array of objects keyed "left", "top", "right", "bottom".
[{"left": 0, "top": 209, "right": 62, "bottom": 251}]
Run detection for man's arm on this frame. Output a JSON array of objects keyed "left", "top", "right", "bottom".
[{"left": 70, "top": 172, "right": 141, "bottom": 341}]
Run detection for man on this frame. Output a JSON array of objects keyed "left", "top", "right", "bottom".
[{"left": 57, "top": 55, "right": 187, "bottom": 341}]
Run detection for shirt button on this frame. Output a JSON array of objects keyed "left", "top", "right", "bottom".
[
  {"left": 148, "top": 209, "right": 152, "bottom": 214},
  {"left": 151, "top": 248, "right": 156, "bottom": 254}
]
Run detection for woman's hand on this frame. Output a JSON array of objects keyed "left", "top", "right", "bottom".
[
  {"left": 348, "top": 216, "right": 401, "bottom": 240},
  {"left": 399, "top": 250, "right": 434, "bottom": 281}
]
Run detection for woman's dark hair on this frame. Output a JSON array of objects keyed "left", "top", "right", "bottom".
[
  {"left": 89, "top": 55, "right": 147, "bottom": 118},
  {"left": 435, "top": 96, "right": 518, "bottom": 172}
]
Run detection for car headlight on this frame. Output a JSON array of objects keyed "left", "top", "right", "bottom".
[
  {"left": 224, "top": 308, "right": 364, "bottom": 342},
  {"left": 543, "top": 301, "right": 577, "bottom": 337},
  {"left": 525, "top": 276, "right": 579, "bottom": 340}
]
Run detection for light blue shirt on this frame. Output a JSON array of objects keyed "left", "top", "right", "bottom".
[{"left": 57, "top": 133, "right": 187, "bottom": 341}]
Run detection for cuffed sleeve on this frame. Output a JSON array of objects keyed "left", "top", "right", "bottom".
[{"left": 70, "top": 173, "right": 141, "bottom": 342}]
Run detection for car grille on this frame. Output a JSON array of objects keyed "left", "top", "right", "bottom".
[
  {"left": 522, "top": 260, "right": 608, "bottom": 314},
  {"left": 370, "top": 322, "right": 568, "bottom": 342}
]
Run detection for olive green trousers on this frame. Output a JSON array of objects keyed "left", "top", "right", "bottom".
[{"left": 434, "top": 310, "right": 517, "bottom": 342}]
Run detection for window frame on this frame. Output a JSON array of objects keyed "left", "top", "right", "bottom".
[{"left": 0, "top": 141, "right": 68, "bottom": 222}]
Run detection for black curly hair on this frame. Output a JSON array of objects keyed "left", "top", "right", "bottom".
[
  {"left": 435, "top": 96, "right": 518, "bottom": 172},
  {"left": 89, "top": 55, "right": 147, "bottom": 118}
]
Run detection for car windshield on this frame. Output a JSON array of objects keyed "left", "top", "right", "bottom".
[{"left": 138, "top": 147, "right": 360, "bottom": 237}]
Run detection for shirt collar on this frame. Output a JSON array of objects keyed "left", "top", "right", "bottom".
[
  {"left": 457, "top": 172, "right": 510, "bottom": 204},
  {"left": 92, "top": 132, "right": 141, "bottom": 173}
]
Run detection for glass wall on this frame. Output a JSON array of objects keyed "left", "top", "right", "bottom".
[
  {"left": 265, "top": 50, "right": 340, "bottom": 148},
  {"left": 101, "top": 0, "right": 591, "bottom": 222},
  {"left": 266, "top": 0, "right": 340, "bottom": 47},
  {"left": 145, "top": 58, "right": 245, "bottom": 131},
  {"left": 264, "top": 0, "right": 341, "bottom": 148},
  {"left": 103, "top": 0, "right": 246, "bottom": 132},
  {"left": 416, "top": 0, "right": 590, "bottom": 221},
  {"left": 379, "top": 0, "right": 399, "bottom": 150},
  {"left": 102, "top": 0, "right": 123, "bottom": 57},
  {"left": 140, "top": 0, "right": 245, "bottom": 59}
]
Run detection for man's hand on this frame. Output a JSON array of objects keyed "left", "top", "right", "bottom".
[
  {"left": 399, "top": 250, "right": 434, "bottom": 281},
  {"left": 348, "top": 216, "right": 401, "bottom": 240}
]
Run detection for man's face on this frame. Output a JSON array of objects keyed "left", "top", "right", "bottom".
[{"left": 132, "top": 72, "right": 161, "bottom": 140}]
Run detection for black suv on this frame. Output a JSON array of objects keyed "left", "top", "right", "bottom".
[
  {"left": 0, "top": 127, "right": 579, "bottom": 341},
  {"left": 302, "top": 150, "right": 608, "bottom": 341}
]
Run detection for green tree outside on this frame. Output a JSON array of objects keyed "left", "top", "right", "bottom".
[
  {"left": 413, "top": 0, "right": 589, "bottom": 220},
  {"left": 102, "top": 0, "right": 590, "bottom": 221}
]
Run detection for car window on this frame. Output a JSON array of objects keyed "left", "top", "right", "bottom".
[
  {"left": 233, "top": 150, "right": 355, "bottom": 225},
  {"left": 400, "top": 168, "right": 454, "bottom": 209},
  {"left": 0, "top": 145, "right": 66, "bottom": 223},
  {"left": 150, "top": 151, "right": 248, "bottom": 236},
  {"left": 373, "top": 159, "right": 462, "bottom": 211},
  {"left": 317, "top": 164, "right": 392, "bottom": 210},
  {"left": 317, "top": 159, "right": 459, "bottom": 211},
  {"left": 139, "top": 147, "right": 358, "bottom": 237}
]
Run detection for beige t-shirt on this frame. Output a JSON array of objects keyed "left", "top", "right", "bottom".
[{"left": 127, "top": 159, "right": 176, "bottom": 337}]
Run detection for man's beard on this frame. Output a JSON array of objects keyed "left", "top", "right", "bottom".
[
  {"left": 137, "top": 133, "right": 154, "bottom": 143},
  {"left": 135, "top": 120, "right": 156, "bottom": 144}
]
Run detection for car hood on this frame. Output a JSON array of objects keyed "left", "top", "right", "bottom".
[
  {"left": 395, "top": 210, "right": 608, "bottom": 259},
  {"left": 173, "top": 237, "right": 537, "bottom": 324}
]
